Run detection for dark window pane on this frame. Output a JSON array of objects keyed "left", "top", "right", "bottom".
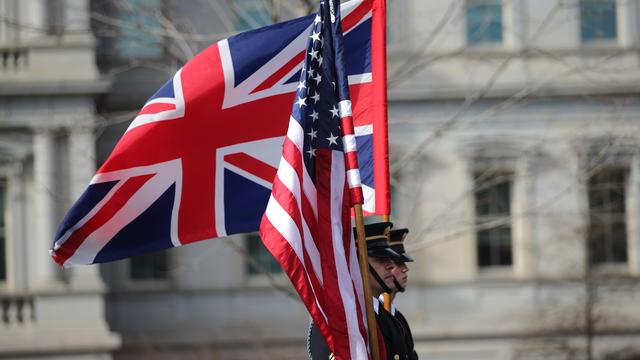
[
  {"left": 46, "top": 0, "right": 65, "bottom": 35},
  {"left": 246, "top": 234, "right": 282, "bottom": 275},
  {"left": 589, "top": 222, "right": 606, "bottom": 264},
  {"left": 477, "top": 229, "right": 493, "bottom": 267},
  {"left": 580, "top": 0, "right": 617, "bottom": 41},
  {"left": 0, "top": 180, "right": 4, "bottom": 227},
  {"left": 467, "top": 0, "right": 503, "bottom": 44},
  {"left": 589, "top": 187, "right": 605, "bottom": 211},
  {"left": 611, "top": 222, "right": 628, "bottom": 262},
  {"left": 0, "top": 235, "right": 5, "bottom": 281},
  {"left": 475, "top": 173, "right": 511, "bottom": 216},
  {"left": 234, "top": 0, "right": 273, "bottom": 31},
  {"left": 609, "top": 189, "right": 625, "bottom": 212},
  {"left": 588, "top": 167, "right": 628, "bottom": 264},
  {"left": 118, "top": 0, "right": 163, "bottom": 59},
  {"left": 477, "top": 227, "right": 513, "bottom": 267},
  {"left": 475, "top": 171, "right": 513, "bottom": 268},
  {"left": 0, "top": 181, "right": 5, "bottom": 281},
  {"left": 497, "top": 227, "right": 513, "bottom": 266},
  {"left": 130, "top": 250, "right": 169, "bottom": 280}
]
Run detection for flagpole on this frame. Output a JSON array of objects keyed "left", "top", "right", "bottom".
[
  {"left": 380, "top": 215, "right": 393, "bottom": 312},
  {"left": 354, "top": 204, "right": 381, "bottom": 360}
]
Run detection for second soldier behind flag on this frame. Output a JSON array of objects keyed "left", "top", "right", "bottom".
[{"left": 388, "top": 228, "right": 419, "bottom": 359}]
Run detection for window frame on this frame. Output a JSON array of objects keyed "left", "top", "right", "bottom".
[
  {"left": 579, "top": 0, "right": 618, "bottom": 44},
  {"left": 587, "top": 166, "right": 629, "bottom": 265},
  {"left": 0, "top": 178, "right": 6, "bottom": 284},
  {"left": 473, "top": 169, "right": 515, "bottom": 270},
  {"left": 465, "top": 0, "right": 504, "bottom": 46},
  {"left": 128, "top": 249, "right": 172, "bottom": 282},
  {"left": 230, "top": 0, "right": 274, "bottom": 32},
  {"left": 244, "top": 233, "right": 283, "bottom": 277}
]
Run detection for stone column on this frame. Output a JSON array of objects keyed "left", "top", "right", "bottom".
[
  {"left": 503, "top": 0, "right": 527, "bottom": 51},
  {"left": 627, "top": 154, "right": 640, "bottom": 275},
  {"left": 32, "top": 129, "right": 62, "bottom": 289},
  {"left": 67, "top": 127, "right": 105, "bottom": 291},
  {"left": 512, "top": 154, "right": 534, "bottom": 278},
  {"left": 617, "top": 0, "right": 638, "bottom": 48},
  {"left": 8, "top": 160, "right": 27, "bottom": 291}
]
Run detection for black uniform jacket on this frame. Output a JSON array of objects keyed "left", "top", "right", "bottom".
[
  {"left": 307, "top": 299, "right": 413, "bottom": 360},
  {"left": 393, "top": 308, "right": 418, "bottom": 360}
]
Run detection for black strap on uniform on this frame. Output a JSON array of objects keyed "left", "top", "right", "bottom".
[
  {"left": 368, "top": 264, "right": 393, "bottom": 294},
  {"left": 393, "top": 277, "right": 405, "bottom": 293}
]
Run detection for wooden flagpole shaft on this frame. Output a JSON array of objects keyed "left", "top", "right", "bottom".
[
  {"left": 383, "top": 293, "right": 393, "bottom": 312},
  {"left": 354, "top": 204, "right": 381, "bottom": 360},
  {"left": 380, "top": 214, "right": 392, "bottom": 311}
]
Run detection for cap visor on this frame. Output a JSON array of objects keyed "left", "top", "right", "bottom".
[
  {"left": 368, "top": 248, "right": 400, "bottom": 259},
  {"left": 401, "top": 254, "right": 414, "bottom": 262}
]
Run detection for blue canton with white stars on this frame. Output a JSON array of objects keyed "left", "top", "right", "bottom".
[{"left": 290, "top": 3, "right": 344, "bottom": 182}]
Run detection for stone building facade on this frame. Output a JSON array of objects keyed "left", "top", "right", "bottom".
[{"left": 3, "top": 0, "right": 640, "bottom": 359}]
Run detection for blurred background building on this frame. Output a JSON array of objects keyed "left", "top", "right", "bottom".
[{"left": 1, "top": 0, "right": 640, "bottom": 359}]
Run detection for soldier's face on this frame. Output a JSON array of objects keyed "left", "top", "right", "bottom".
[
  {"left": 368, "top": 256, "right": 395, "bottom": 294},
  {"left": 391, "top": 261, "right": 409, "bottom": 290}
]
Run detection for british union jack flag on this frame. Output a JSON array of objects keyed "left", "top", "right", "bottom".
[{"left": 51, "top": 0, "right": 389, "bottom": 267}]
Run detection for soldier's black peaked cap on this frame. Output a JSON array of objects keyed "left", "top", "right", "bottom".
[
  {"left": 353, "top": 222, "right": 399, "bottom": 259},
  {"left": 389, "top": 228, "right": 414, "bottom": 262}
]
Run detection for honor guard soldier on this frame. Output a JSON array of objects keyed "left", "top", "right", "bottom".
[
  {"left": 388, "top": 229, "right": 418, "bottom": 360},
  {"left": 308, "top": 222, "right": 412, "bottom": 360}
]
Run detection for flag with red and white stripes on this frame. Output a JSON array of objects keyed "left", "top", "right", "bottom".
[{"left": 259, "top": 0, "right": 370, "bottom": 359}]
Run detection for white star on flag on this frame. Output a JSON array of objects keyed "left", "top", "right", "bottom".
[
  {"left": 310, "top": 31, "right": 321, "bottom": 43},
  {"left": 329, "top": 105, "right": 339, "bottom": 118},
  {"left": 309, "top": 110, "right": 319, "bottom": 121},
  {"left": 326, "top": 133, "right": 338, "bottom": 146},
  {"left": 307, "top": 147, "right": 317, "bottom": 157}
]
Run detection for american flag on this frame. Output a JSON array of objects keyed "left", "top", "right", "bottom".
[
  {"left": 260, "top": 1, "right": 370, "bottom": 359},
  {"left": 50, "top": 0, "right": 388, "bottom": 267}
]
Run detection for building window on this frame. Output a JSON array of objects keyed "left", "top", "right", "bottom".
[
  {"left": 232, "top": 0, "right": 273, "bottom": 31},
  {"left": 45, "top": 0, "right": 66, "bottom": 36},
  {"left": 588, "top": 167, "right": 628, "bottom": 264},
  {"left": 466, "top": 0, "right": 503, "bottom": 45},
  {"left": 0, "top": 180, "right": 5, "bottom": 281},
  {"left": 245, "top": 233, "right": 282, "bottom": 276},
  {"left": 474, "top": 171, "right": 513, "bottom": 267},
  {"left": 580, "top": 0, "right": 617, "bottom": 42},
  {"left": 129, "top": 250, "right": 169, "bottom": 280},
  {"left": 116, "top": 0, "right": 164, "bottom": 59}
]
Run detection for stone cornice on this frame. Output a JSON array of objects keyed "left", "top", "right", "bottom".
[{"left": 0, "top": 80, "right": 111, "bottom": 96}]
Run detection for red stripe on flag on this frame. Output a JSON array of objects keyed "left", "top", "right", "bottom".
[
  {"left": 52, "top": 174, "right": 155, "bottom": 266},
  {"left": 340, "top": 116, "right": 356, "bottom": 136},
  {"left": 251, "top": 51, "right": 306, "bottom": 94},
  {"left": 344, "top": 152, "right": 360, "bottom": 173},
  {"left": 282, "top": 137, "right": 304, "bottom": 183},
  {"left": 342, "top": 0, "right": 373, "bottom": 33},
  {"left": 224, "top": 153, "right": 278, "bottom": 184}
]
